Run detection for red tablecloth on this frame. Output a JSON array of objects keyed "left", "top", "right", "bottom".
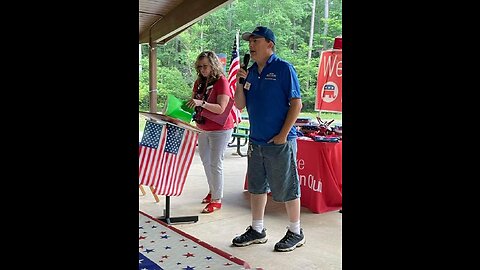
[
  {"left": 296, "top": 138, "right": 342, "bottom": 213},
  {"left": 243, "top": 138, "right": 342, "bottom": 214}
]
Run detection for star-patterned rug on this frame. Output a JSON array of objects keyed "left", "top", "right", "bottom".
[{"left": 139, "top": 211, "right": 257, "bottom": 270}]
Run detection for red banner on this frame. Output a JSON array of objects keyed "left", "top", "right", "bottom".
[
  {"left": 315, "top": 49, "right": 342, "bottom": 112},
  {"left": 296, "top": 139, "right": 342, "bottom": 213}
]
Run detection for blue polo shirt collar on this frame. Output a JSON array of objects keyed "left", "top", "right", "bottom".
[
  {"left": 266, "top": 53, "right": 277, "bottom": 64},
  {"left": 250, "top": 53, "right": 277, "bottom": 71}
]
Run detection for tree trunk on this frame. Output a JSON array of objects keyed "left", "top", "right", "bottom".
[
  {"left": 139, "top": 44, "right": 142, "bottom": 73},
  {"left": 306, "top": 0, "right": 316, "bottom": 91},
  {"left": 307, "top": 0, "right": 316, "bottom": 62},
  {"left": 228, "top": 3, "right": 232, "bottom": 30},
  {"left": 293, "top": 20, "right": 297, "bottom": 50},
  {"left": 200, "top": 19, "right": 204, "bottom": 52},
  {"left": 322, "top": 0, "right": 329, "bottom": 50}
]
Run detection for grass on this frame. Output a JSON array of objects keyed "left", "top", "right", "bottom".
[
  {"left": 139, "top": 111, "right": 341, "bottom": 131},
  {"left": 302, "top": 111, "right": 342, "bottom": 122},
  {"left": 300, "top": 111, "right": 342, "bottom": 126}
]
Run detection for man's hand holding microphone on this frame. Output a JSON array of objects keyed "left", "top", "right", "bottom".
[
  {"left": 238, "top": 53, "right": 250, "bottom": 85},
  {"left": 234, "top": 53, "right": 250, "bottom": 110}
]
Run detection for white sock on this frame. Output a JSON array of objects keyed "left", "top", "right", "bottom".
[
  {"left": 252, "top": 219, "right": 264, "bottom": 233},
  {"left": 289, "top": 220, "right": 301, "bottom": 235}
]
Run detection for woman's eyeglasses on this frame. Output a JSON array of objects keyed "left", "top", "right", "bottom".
[{"left": 197, "top": 64, "right": 210, "bottom": 69}]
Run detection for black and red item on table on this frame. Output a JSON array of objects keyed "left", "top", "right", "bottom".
[{"left": 298, "top": 118, "right": 341, "bottom": 142}]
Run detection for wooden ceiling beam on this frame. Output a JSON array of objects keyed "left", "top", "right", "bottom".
[{"left": 139, "top": 0, "right": 233, "bottom": 44}]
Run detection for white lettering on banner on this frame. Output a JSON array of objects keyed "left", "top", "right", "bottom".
[
  {"left": 322, "top": 54, "right": 342, "bottom": 78},
  {"left": 297, "top": 159, "right": 322, "bottom": 192},
  {"left": 298, "top": 173, "right": 322, "bottom": 192},
  {"left": 297, "top": 159, "right": 305, "bottom": 170}
]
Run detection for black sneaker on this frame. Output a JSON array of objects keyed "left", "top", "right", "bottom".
[
  {"left": 232, "top": 226, "right": 268, "bottom": 246},
  {"left": 274, "top": 228, "right": 305, "bottom": 252}
]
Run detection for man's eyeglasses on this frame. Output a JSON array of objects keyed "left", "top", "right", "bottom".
[{"left": 197, "top": 64, "right": 210, "bottom": 69}]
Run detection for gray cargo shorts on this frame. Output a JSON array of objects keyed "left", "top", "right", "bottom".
[{"left": 246, "top": 139, "right": 300, "bottom": 202}]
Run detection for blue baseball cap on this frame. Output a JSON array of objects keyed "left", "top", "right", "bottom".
[{"left": 241, "top": 26, "right": 276, "bottom": 44}]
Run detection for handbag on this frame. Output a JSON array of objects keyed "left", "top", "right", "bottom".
[{"left": 199, "top": 97, "right": 234, "bottom": 126}]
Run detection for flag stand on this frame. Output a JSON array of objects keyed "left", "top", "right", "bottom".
[
  {"left": 158, "top": 196, "right": 198, "bottom": 225},
  {"left": 139, "top": 112, "right": 201, "bottom": 225}
]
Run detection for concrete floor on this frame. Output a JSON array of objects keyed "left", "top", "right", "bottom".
[{"left": 139, "top": 143, "right": 342, "bottom": 270}]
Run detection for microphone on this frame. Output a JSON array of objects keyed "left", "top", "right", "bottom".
[{"left": 239, "top": 53, "right": 250, "bottom": 84}]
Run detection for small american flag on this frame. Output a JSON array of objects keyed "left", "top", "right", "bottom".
[
  {"left": 139, "top": 121, "right": 198, "bottom": 196},
  {"left": 227, "top": 31, "right": 242, "bottom": 124}
]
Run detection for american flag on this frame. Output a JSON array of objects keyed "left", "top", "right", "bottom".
[
  {"left": 139, "top": 121, "right": 198, "bottom": 196},
  {"left": 227, "top": 31, "right": 242, "bottom": 124}
]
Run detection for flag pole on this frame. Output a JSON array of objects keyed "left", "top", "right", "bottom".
[
  {"left": 227, "top": 30, "right": 242, "bottom": 125},
  {"left": 236, "top": 29, "right": 239, "bottom": 50}
]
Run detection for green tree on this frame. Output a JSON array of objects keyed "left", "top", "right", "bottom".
[{"left": 140, "top": 0, "right": 342, "bottom": 111}]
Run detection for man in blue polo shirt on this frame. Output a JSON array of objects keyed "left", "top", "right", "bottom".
[{"left": 232, "top": 26, "right": 304, "bottom": 252}]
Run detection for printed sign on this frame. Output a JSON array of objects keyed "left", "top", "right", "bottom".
[
  {"left": 315, "top": 49, "right": 342, "bottom": 113},
  {"left": 216, "top": 53, "right": 227, "bottom": 72}
]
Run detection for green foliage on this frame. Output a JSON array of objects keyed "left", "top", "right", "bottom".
[
  {"left": 140, "top": 0, "right": 342, "bottom": 111},
  {"left": 139, "top": 60, "right": 192, "bottom": 111}
]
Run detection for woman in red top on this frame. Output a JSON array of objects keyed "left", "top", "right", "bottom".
[{"left": 185, "top": 51, "right": 235, "bottom": 213}]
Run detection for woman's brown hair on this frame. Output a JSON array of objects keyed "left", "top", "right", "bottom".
[{"left": 194, "top": 50, "right": 225, "bottom": 82}]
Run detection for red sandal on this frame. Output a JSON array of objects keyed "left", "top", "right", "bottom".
[
  {"left": 202, "top": 202, "right": 222, "bottom": 213},
  {"left": 201, "top": 193, "right": 212, "bottom": 204}
]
